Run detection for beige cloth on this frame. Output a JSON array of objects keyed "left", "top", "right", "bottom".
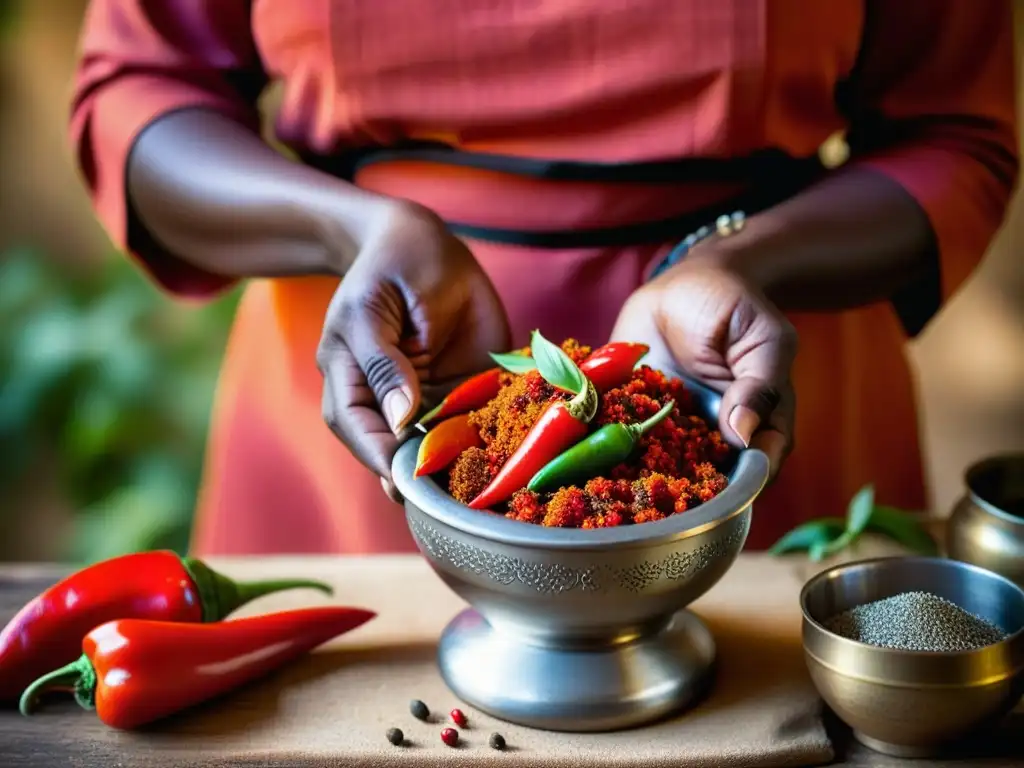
[{"left": 98, "top": 553, "right": 831, "bottom": 768}]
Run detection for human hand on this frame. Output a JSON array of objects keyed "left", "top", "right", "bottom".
[
  {"left": 610, "top": 259, "right": 797, "bottom": 480},
  {"left": 316, "top": 200, "right": 511, "bottom": 498}
]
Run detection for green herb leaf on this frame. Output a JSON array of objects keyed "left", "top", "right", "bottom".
[
  {"left": 489, "top": 351, "right": 537, "bottom": 374},
  {"left": 816, "top": 530, "right": 856, "bottom": 560},
  {"left": 845, "top": 484, "right": 876, "bottom": 537},
  {"left": 809, "top": 539, "right": 831, "bottom": 562},
  {"left": 869, "top": 505, "right": 939, "bottom": 556},
  {"left": 768, "top": 519, "right": 845, "bottom": 556},
  {"left": 530, "top": 330, "right": 586, "bottom": 394}
]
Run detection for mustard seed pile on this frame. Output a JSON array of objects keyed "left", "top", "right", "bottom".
[{"left": 824, "top": 591, "right": 1008, "bottom": 652}]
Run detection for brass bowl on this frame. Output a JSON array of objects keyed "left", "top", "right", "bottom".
[
  {"left": 801, "top": 556, "right": 1024, "bottom": 758},
  {"left": 947, "top": 453, "right": 1024, "bottom": 586}
]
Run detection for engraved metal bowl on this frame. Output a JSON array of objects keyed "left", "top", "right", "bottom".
[
  {"left": 801, "top": 556, "right": 1024, "bottom": 758},
  {"left": 391, "top": 377, "right": 769, "bottom": 732},
  {"left": 947, "top": 453, "right": 1024, "bottom": 586}
]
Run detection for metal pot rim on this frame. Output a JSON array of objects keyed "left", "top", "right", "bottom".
[
  {"left": 392, "top": 438, "right": 768, "bottom": 551},
  {"left": 964, "top": 453, "right": 1024, "bottom": 526},
  {"left": 799, "top": 555, "right": 1024, "bottom": 661}
]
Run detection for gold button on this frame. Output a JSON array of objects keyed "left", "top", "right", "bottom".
[{"left": 818, "top": 131, "right": 850, "bottom": 169}]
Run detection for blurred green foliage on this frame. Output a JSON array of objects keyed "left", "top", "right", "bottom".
[
  {"left": 0, "top": 1, "right": 17, "bottom": 38},
  {"left": 0, "top": 250, "right": 239, "bottom": 563}
]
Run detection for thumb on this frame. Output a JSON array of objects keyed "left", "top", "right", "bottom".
[
  {"left": 340, "top": 308, "right": 421, "bottom": 435},
  {"left": 719, "top": 377, "right": 782, "bottom": 448},
  {"left": 718, "top": 300, "right": 796, "bottom": 448}
]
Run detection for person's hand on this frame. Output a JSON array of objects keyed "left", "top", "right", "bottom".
[
  {"left": 316, "top": 200, "right": 511, "bottom": 499},
  {"left": 610, "top": 259, "right": 797, "bottom": 480}
]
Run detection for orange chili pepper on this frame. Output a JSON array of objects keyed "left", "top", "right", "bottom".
[{"left": 415, "top": 414, "right": 484, "bottom": 477}]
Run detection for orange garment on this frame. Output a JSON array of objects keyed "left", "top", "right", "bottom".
[{"left": 70, "top": 0, "right": 1018, "bottom": 554}]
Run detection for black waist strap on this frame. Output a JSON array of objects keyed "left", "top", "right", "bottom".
[
  {"left": 303, "top": 143, "right": 824, "bottom": 248},
  {"left": 303, "top": 142, "right": 937, "bottom": 337}
]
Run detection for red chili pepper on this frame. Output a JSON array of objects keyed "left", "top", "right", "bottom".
[
  {"left": 417, "top": 368, "right": 503, "bottom": 427},
  {"left": 0, "top": 551, "right": 331, "bottom": 703},
  {"left": 579, "top": 342, "right": 649, "bottom": 393},
  {"left": 19, "top": 607, "right": 375, "bottom": 729},
  {"left": 490, "top": 342, "right": 648, "bottom": 394},
  {"left": 468, "top": 378, "right": 598, "bottom": 510},
  {"left": 415, "top": 414, "right": 484, "bottom": 477}
]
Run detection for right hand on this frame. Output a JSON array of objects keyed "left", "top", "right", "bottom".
[{"left": 317, "top": 200, "right": 510, "bottom": 499}]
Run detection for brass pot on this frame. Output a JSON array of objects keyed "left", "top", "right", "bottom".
[
  {"left": 947, "top": 453, "right": 1024, "bottom": 585},
  {"left": 801, "top": 556, "right": 1024, "bottom": 758}
]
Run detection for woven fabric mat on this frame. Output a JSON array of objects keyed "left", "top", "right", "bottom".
[{"left": 98, "top": 553, "right": 832, "bottom": 768}]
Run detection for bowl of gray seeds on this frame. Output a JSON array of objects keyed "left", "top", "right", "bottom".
[{"left": 800, "top": 555, "right": 1024, "bottom": 759}]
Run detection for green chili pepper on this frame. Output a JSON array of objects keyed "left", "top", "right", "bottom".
[{"left": 527, "top": 400, "right": 675, "bottom": 492}]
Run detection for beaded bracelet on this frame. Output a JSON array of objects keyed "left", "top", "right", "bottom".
[{"left": 648, "top": 210, "right": 746, "bottom": 281}]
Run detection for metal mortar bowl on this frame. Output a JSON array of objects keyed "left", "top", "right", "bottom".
[
  {"left": 801, "top": 556, "right": 1024, "bottom": 758},
  {"left": 391, "top": 377, "right": 769, "bottom": 732},
  {"left": 947, "top": 453, "right": 1024, "bottom": 586}
]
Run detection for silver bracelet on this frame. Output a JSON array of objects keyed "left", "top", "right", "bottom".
[{"left": 648, "top": 210, "right": 746, "bottom": 280}]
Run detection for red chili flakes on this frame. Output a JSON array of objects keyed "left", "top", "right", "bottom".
[{"left": 444, "top": 353, "right": 731, "bottom": 529}]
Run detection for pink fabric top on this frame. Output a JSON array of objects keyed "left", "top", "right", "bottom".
[
  {"left": 72, "top": 0, "right": 1017, "bottom": 302},
  {"left": 67, "top": 0, "right": 1018, "bottom": 555}
]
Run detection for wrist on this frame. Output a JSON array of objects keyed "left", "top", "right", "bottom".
[
  {"left": 303, "top": 184, "right": 398, "bottom": 275},
  {"left": 682, "top": 220, "right": 777, "bottom": 295}
]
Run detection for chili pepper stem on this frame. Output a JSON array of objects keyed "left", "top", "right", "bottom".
[
  {"left": 180, "top": 558, "right": 333, "bottom": 622},
  {"left": 417, "top": 401, "right": 446, "bottom": 427},
  {"left": 628, "top": 400, "right": 676, "bottom": 438},
  {"left": 564, "top": 378, "right": 599, "bottom": 423},
  {"left": 20, "top": 654, "right": 97, "bottom": 716}
]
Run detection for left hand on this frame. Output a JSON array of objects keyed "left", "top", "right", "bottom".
[{"left": 610, "top": 259, "right": 797, "bottom": 480}]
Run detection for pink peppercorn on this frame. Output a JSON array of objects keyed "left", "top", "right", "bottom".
[
  {"left": 440, "top": 728, "right": 459, "bottom": 747},
  {"left": 450, "top": 708, "right": 468, "bottom": 727}
]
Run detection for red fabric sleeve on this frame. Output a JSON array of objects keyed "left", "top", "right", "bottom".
[
  {"left": 70, "top": 0, "right": 267, "bottom": 298},
  {"left": 845, "top": 0, "right": 1019, "bottom": 309}
]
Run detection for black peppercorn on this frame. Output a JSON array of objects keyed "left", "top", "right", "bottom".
[
  {"left": 386, "top": 728, "right": 404, "bottom": 746},
  {"left": 489, "top": 732, "right": 506, "bottom": 750},
  {"left": 409, "top": 699, "right": 430, "bottom": 720}
]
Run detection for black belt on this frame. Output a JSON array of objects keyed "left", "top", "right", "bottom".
[
  {"left": 304, "top": 142, "right": 824, "bottom": 248},
  {"left": 304, "top": 142, "right": 938, "bottom": 337}
]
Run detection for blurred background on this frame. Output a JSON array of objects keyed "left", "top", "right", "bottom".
[{"left": 0, "top": 1, "right": 1021, "bottom": 565}]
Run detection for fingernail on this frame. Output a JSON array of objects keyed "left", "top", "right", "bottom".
[
  {"left": 728, "top": 405, "right": 760, "bottom": 447},
  {"left": 382, "top": 388, "right": 412, "bottom": 434},
  {"left": 381, "top": 477, "right": 403, "bottom": 505}
]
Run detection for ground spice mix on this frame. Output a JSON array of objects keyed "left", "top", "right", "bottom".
[{"left": 439, "top": 338, "right": 731, "bottom": 529}]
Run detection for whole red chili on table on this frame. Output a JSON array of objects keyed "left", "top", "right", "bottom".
[
  {"left": 469, "top": 331, "right": 598, "bottom": 510},
  {"left": 0, "top": 550, "right": 332, "bottom": 704},
  {"left": 415, "top": 414, "right": 483, "bottom": 477},
  {"left": 491, "top": 341, "right": 649, "bottom": 394},
  {"left": 20, "top": 606, "right": 375, "bottom": 729}
]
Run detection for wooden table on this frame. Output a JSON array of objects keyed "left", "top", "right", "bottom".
[{"left": 0, "top": 561, "right": 1019, "bottom": 768}]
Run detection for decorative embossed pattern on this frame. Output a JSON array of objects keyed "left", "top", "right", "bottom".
[
  {"left": 408, "top": 515, "right": 745, "bottom": 595},
  {"left": 409, "top": 517, "right": 601, "bottom": 593},
  {"left": 612, "top": 526, "right": 746, "bottom": 593}
]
